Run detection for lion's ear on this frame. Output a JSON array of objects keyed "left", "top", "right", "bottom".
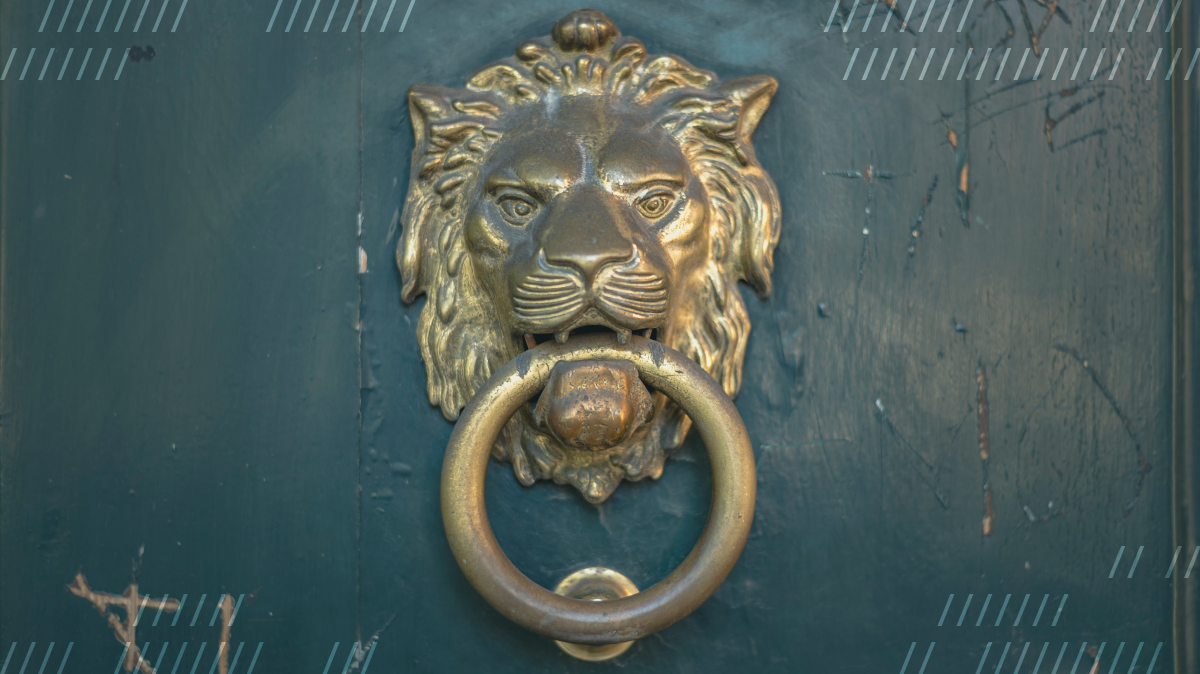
[
  {"left": 721, "top": 75, "right": 777, "bottom": 144},
  {"left": 399, "top": 85, "right": 455, "bottom": 303}
]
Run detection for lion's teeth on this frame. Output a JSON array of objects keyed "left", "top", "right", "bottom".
[
  {"left": 642, "top": 328, "right": 653, "bottom": 339},
  {"left": 617, "top": 329, "right": 631, "bottom": 345},
  {"left": 524, "top": 334, "right": 537, "bottom": 351},
  {"left": 554, "top": 330, "right": 570, "bottom": 344}
]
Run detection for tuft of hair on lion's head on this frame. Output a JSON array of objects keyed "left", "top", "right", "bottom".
[{"left": 397, "top": 9, "right": 780, "bottom": 503}]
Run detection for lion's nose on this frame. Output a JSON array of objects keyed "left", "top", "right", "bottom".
[{"left": 538, "top": 185, "right": 635, "bottom": 282}]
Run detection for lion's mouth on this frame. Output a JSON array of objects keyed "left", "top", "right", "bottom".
[{"left": 521, "top": 324, "right": 661, "bottom": 351}]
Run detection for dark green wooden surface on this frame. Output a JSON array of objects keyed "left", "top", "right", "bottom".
[{"left": 1, "top": 0, "right": 1182, "bottom": 671}]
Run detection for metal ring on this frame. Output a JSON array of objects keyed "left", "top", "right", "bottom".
[{"left": 441, "top": 333, "right": 756, "bottom": 645}]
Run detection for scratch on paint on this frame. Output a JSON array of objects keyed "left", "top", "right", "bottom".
[
  {"left": 977, "top": 362, "right": 992, "bottom": 535},
  {"left": 1053, "top": 344, "right": 1149, "bottom": 517},
  {"left": 906, "top": 173, "right": 939, "bottom": 258}
]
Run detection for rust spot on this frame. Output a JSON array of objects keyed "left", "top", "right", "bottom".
[
  {"left": 983, "top": 487, "right": 994, "bottom": 536},
  {"left": 977, "top": 364, "right": 990, "bottom": 460}
]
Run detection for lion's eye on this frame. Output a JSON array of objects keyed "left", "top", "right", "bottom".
[
  {"left": 636, "top": 192, "right": 676, "bottom": 219},
  {"left": 498, "top": 195, "right": 538, "bottom": 223}
]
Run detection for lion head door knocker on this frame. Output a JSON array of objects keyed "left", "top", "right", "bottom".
[{"left": 397, "top": 9, "right": 780, "bottom": 658}]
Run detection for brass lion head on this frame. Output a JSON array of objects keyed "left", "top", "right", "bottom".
[{"left": 398, "top": 9, "right": 780, "bottom": 502}]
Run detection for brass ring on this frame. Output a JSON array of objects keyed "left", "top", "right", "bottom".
[{"left": 441, "top": 333, "right": 756, "bottom": 645}]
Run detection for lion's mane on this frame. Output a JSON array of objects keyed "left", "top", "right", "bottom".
[{"left": 397, "top": 11, "right": 780, "bottom": 501}]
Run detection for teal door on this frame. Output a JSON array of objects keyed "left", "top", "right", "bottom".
[{"left": 2, "top": 1, "right": 1196, "bottom": 672}]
